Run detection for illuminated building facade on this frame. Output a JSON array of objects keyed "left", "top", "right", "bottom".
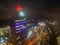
[{"left": 0, "top": 25, "right": 12, "bottom": 45}]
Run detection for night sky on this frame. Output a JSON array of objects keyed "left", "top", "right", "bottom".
[
  {"left": 0, "top": 0, "right": 60, "bottom": 8},
  {"left": 0, "top": 0, "right": 60, "bottom": 20}
]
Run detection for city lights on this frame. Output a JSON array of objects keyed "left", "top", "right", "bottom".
[
  {"left": 0, "top": 37, "right": 4, "bottom": 43},
  {"left": 0, "top": 26, "right": 12, "bottom": 44},
  {"left": 38, "top": 22, "right": 46, "bottom": 26},
  {"left": 17, "top": 36, "right": 20, "bottom": 40},
  {"left": 27, "top": 30, "right": 35, "bottom": 39},
  {"left": 1, "top": 40, "right": 4, "bottom": 43}
]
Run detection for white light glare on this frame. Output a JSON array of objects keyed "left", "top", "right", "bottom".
[
  {"left": 0, "top": 38, "right": 4, "bottom": 43},
  {"left": 27, "top": 31, "right": 33, "bottom": 39},
  {"left": 38, "top": 22, "right": 46, "bottom": 26},
  {"left": 17, "top": 36, "right": 20, "bottom": 40},
  {"left": 19, "top": 11, "right": 24, "bottom": 17}
]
